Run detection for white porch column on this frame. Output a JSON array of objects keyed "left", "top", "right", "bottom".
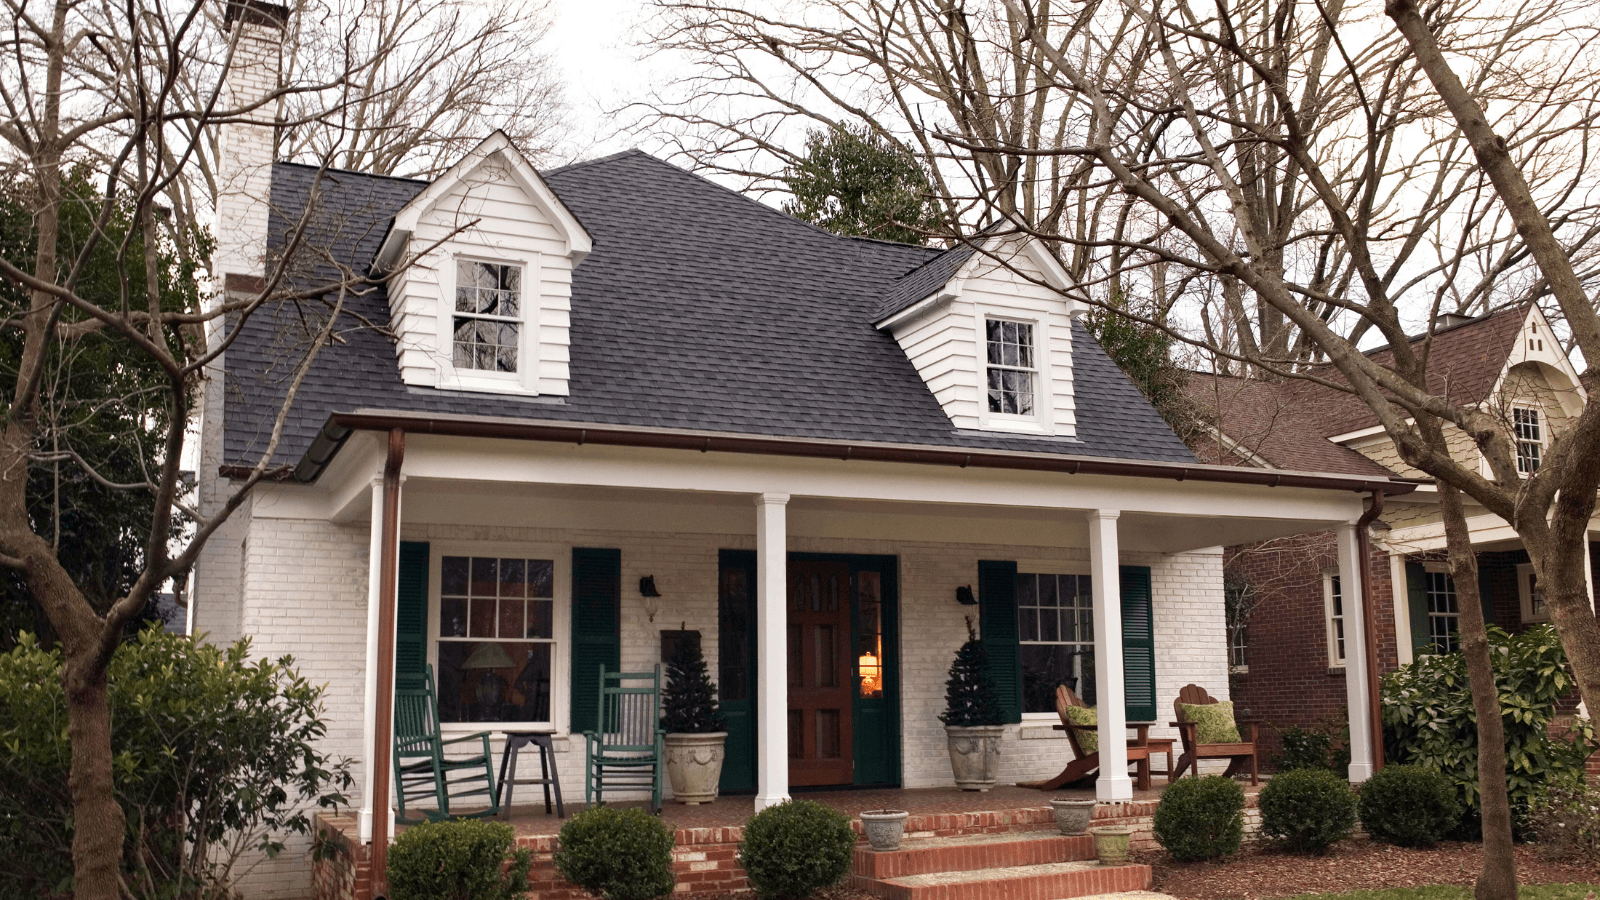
[
  {"left": 360, "top": 475, "right": 403, "bottom": 842},
  {"left": 1336, "top": 521, "right": 1374, "bottom": 783},
  {"left": 1089, "top": 510, "right": 1132, "bottom": 802},
  {"left": 754, "top": 493, "right": 791, "bottom": 811}
]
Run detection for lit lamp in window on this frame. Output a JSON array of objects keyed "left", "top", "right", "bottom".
[
  {"left": 464, "top": 642, "right": 514, "bottom": 708},
  {"left": 858, "top": 650, "right": 881, "bottom": 697}
]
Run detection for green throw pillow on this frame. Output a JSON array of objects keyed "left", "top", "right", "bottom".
[
  {"left": 1181, "top": 701, "right": 1241, "bottom": 744},
  {"left": 1060, "top": 705, "right": 1098, "bottom": 755}
]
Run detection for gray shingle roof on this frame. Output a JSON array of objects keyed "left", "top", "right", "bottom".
[{"left": 223, "top": 151, "right": 1197, "bottom": 468}]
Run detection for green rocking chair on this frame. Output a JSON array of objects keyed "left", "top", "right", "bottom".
[
  {"left": 582, "top": 664, "right": 665, "bottom": 813},
  {"left": 394, "top": 664, "right": 500, "bottom": 823}
]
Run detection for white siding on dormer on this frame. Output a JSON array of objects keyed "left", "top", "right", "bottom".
[
  {"left": 390, "top": 159, "right": 575, "bottom": 395},
  {"left": 888, "top": 240, "right": 1079, "bottom": 437}
]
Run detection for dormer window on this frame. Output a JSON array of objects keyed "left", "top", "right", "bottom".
[
  {"left": 1514, "top": 406, "right": 1542, "bottom": 474},
  {"left": 454, "top": 260, "right": 522, "bottom": 373},
  {"left": 986, "top": 319, "right": 1036, "bottom": 415}
]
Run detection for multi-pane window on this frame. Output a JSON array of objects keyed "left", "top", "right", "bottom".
[
  {"left": 437, "top": 556, "right": 555, "bottom": 723},
  {"left": 1325, "top": 573, "right": 1346, "bottom": 665},
  {"left": 1514, "top": 407, "right": 1542, "bottom": 474},
  {"left": 1426, "top": 570, "right": 1460, "bottom": 653},
  {"left": 453, "top": 260, "right": 521, "bottom": 373},
  {"left": 986, "top": 319, "right": 1036, "bottom": 415},
  {"left": 1230, "top": 624, "right": 1248, "bottom": 670},
  {"left": 1017, "top": 573, "right": 1094, "bottom": 712}
]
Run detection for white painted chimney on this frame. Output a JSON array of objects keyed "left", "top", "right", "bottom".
[{"left": 213, "top": 0, "right": 286, "bottom": 285}]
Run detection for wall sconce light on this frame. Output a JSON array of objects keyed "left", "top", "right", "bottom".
[
  {"left": 955, "top": 585, "right": 977, "bottom": 605},
  {"left": 639, "top": 576, "right": 661, "bottom": 597}
]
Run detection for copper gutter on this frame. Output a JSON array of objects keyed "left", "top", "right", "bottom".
[
  {"left": 300, "top": 410, "right": 1419, "bottom": 496},
  {"left": 369, "top": 428, "right": 404, "bottom": 898},
  {"left": 1356, "top": 490, "right": 1386, "bottom": 772}
]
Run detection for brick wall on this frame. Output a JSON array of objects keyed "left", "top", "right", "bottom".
[{"left": 1227, "top": 531, "right": 1398, "bottom": 766}]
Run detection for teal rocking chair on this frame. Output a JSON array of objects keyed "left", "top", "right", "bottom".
[
  {"left": 394, "top": 664, "right": 500, "bottom": 823},
  {"left": 582, "top": 664, "right": 665, "bottom": 813}
]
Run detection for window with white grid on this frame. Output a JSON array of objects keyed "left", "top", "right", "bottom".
[
  {"left": 1514, "top": 407, "right": 1542, "bottom": 474},
  {"left": 986, "top": 319, "right": 1036, "bottom": 415},
  {"left": 1426, "top": 570, "right": 1460, "bottom": 653},
  {"left": 1324, "top": 571, "right": 1345, "bottom": 666},
  {"left": 453, "top": 260, "right": 521, "bottom": 373},
  {"left": 1016, "top": 572, "right": 1093, "bottom": 713}
]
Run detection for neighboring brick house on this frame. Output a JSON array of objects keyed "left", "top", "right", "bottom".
[
  {"left": 195, "top": 7, "right": 1414, "bottom": 897},
  {"left": 1189, "top": 306, "right": 1596, "bottom": 765}
]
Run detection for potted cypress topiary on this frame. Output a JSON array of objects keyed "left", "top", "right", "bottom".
[
  {"left": 938, "top": 617, "right": 1005, "bottom": 791},
  {"left": 661, "top": 636, "right": 728, "bottom": 804}
]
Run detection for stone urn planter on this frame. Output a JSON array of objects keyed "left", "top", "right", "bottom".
[
  {"left": 944, "top": 725, "right": 1004, "bottom": 791},
  {"left": 1088, "top": 826, "right": 1132, "bottom": 866},
  {"left": 1049, "top": 798, "right": 1095, "bottom": 835},
  {"left": 663, "top": 732, "right": 727, "bottom": 805},
  {"left": 859, "top": 809, "right": 911, "bottom": 852}
]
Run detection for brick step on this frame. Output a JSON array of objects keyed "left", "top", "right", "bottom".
[
  {"left": 852, "top": 861, "right": 1152, "bottom": 900},
  {"left": 853, "top": 831, "right": 1094, "bottom": 879}
]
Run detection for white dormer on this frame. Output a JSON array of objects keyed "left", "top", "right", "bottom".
[
  {"left": 876, "top": 235, "right": 1085, "bottom": 437},
  {"left": 375, "top": 132, "right": 591, "bottom": 395}
]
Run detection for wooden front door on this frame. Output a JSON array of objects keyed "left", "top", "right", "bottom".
[{"left": 788, "top": 560, "right": 854, "bottom": 786}]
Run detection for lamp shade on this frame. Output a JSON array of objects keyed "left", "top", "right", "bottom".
[{"left": 463, "top": 642, "right": 514, "bottom": 670}]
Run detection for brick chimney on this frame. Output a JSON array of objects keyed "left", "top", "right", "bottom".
[{"left": 213, "top": 0, "right": 286, "bottom": 285}]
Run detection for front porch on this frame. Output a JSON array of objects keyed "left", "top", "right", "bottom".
[{"left": 311, "top": 782, "right": 1266, "bottom": 900}]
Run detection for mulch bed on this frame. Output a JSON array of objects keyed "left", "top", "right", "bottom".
[{"left": 1144, "top": 839, "right": 1599, "bottom": 899}]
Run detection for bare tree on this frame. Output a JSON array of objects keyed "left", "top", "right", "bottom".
[{"left": 0, "top": 0, "right": 478, "bottom": 894}]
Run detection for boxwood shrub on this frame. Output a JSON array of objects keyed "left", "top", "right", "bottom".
[
  {"left": 388, "top": 819, "right": 532, "bottom": 900},
  {"left": 1259, "top": 767, "right": 1356, "bottom": 854},
  {"left": 1357, "top": 764, "right": 1461, "bottom": 847},
  {"left": 1152, "top": 775, "right": 1244, "bottom": 861},
  {"left": 555, "top": 807, "right": 676, "bottom": 900},
  {"left": 738, "top": 800, "right": 856, "bottom": 900}
]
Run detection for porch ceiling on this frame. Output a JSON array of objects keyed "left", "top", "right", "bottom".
[{"left": 342, "top": 478, "right": 1350, "bottom": 555}]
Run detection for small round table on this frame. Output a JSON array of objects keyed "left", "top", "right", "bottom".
[{"left": 497, "top": 731, "right": 565, "bottom": 818}]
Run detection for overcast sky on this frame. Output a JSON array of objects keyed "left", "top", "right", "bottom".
[{"left": 543, "top": 0, "right": 665, "bottom": 162}]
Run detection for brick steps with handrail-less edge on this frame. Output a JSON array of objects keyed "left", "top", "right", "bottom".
[{"left": 849, "top": 831, "right": 1152, "bottom": 900}]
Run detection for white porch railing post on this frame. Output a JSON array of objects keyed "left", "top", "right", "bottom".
[
  {"left": 1336, "top": 521, "right": 1375, "bottom": 783},
  {"left": 360, "top": 474, "right": 403, "bottom": 843},
  {"left": 754, "top": 493, "right": 791, "bottom": 811},
  {"left": 1089, "top": 510, "right": 1132, "bottom": 802}
]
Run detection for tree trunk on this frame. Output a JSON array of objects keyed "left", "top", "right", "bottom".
[
  {"left": 62, "top": 635, "right": 125, "bottom": 900},
  {"left": 1440, "top": 483, "right": 1518, "bottom": 900}
]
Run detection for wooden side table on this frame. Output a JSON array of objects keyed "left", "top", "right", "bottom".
[
  {"left": 1142, "top": 738, "right": 1177, "bottom": 785},
  {"left": 498, "top": 731, "right": 564, "bottom": 818}
]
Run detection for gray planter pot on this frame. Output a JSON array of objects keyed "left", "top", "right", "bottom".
[
  {"left": 944, "top": 724, "right": 1004, "bottom": 791},
  {"left": 1049, "top": 798, "right": 1095, "bottom": 835},
  {"left": 1089, "top": 826, "right": 1132, "bottom": 866},
  {"left": 859, "top": 809, "right": 911, "bottom": 851},
  {"left": 663, "top": 731, "right": 727, "bottom": 805}
]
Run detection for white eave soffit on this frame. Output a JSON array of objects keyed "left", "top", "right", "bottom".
[
  {"left": 874, "top": 234, "right": 1085, "bottom": 331},
  {"left": 377, "top": 131, "right": 593, "bottom": 270}
]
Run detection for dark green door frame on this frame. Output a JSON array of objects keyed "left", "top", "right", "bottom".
[{"left": 717, "top": 551, "right": 902, "bottom": 792}]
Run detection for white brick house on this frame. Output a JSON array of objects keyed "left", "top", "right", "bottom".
[{"left": 194, "top": 7, "right": 1413, "bottom": 898}]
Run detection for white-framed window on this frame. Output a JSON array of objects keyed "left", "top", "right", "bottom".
[
  {"left": 1424, "top": 566, "right": 1460, "bottom": 653},
  {"left": 985, "top": 318, "right": 1037, "bottom": 416},
  {"left": 1016, "top": 571, "right": 1094, "bottom": 714},
  {"left": 1518, "top": 562, "right": 1548, "bottom": 623},
  {"left": 453, "top": 259, "right": 522, "bottom": 374},
  {"left": 429, "top": 543, "right": 569, "bottom": 732},
  {"left": 1323, "top": 570, "right": 1345, "bottom": 667},
  {"left": 1229, "top": 623, "right": 1248, "bottom": 671},
  {"left": 1514, "top": 406, "right": 1542, "bottom": 475}
]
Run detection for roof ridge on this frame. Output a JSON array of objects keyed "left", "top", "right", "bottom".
[
  {"left": 271, "top": 159, "right": 431, "bottom": 184},
  {"left": 542, "top": 148, "right": 648, "bottom": 177}
]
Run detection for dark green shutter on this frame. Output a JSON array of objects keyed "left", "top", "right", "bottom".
[
  {"left": 395, "top": 541, "right": 430, "bottom": 680},
  {"left": 570, "top": 547, "right": 622, "bottom": 734},
  {"left": 1119, "top": 566, "right": 1157, "bottom": 722},
  {"left": 978, "top": 560, "right": 1022, "bottom": 724},
  {"left": 1406, "top": 562, "right": 1430, "bottom": 655}
]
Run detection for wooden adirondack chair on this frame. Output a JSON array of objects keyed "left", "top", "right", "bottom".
[
  {"left": 393, "top": 664, "right": 500, "bottom": 823},
  {"left": 582, "top": 664, "right": 665, "bottom": 813},
  {"left": 1023, "top": 685, "right": 1152, "bottom": 791},
  {"left": 1170, "top": 683, "right": 1258, "bottom": 784}
]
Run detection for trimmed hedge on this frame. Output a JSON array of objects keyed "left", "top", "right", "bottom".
[
  {"left": 555, "top": 807, "right": 676, "bottom": 900},
  {"left": 389, "top": 819, "right": 532, "bottom": 900},
  {"left": 1259, "top": 767, "right": 1356, "bottom": 854},
  {"left": 738, "top": 800, "right": 856, "bottom": 900},
  {"left": 1358, "top": 764, "right": 1462, "bottom": 847},
  {"left": 1152, "top": 775, "right": 1244, "bottom": 861}
]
